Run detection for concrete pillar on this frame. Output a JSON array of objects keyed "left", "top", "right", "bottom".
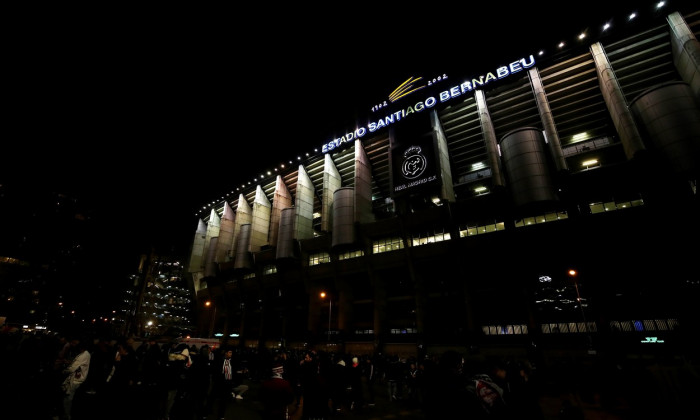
[
  {"left": 332, "top": 187, "right": 354, "bottom": 247},
  {"left": 668, "top": 11, "right": 700, "bottom": 99},
  {"left": 322, "top": 154, "right": 341, "bottom": 233},
  {"left": 475, "top": 90, "right": 506, "bottom": 187},
  {"left": 529, "top": 67, "right": 568, "bottom": 173},
  {"left": 590, "top": 42, "right": 646, "bottom": 160},
  {"left": 215, "top": 201, "right": 235, "bottom": 263},
  {"left": 431, "top": 109, "right": 456, "bottom": 201},
  {"left": 231, "top": 194, "right": 252, "bottom": 261},
  {"left": 354, "top": 139, "right": 375, "bottom": 224},
  {"left": 250, "top": 185, "right": 271, "bottom": 253},
  {"left": 294, "top": 165, "right": 315, "bottom": 240},
  {"left": 234, "top": 224, "right": 252, "bottom": 270},
  {"left": 202, "top": 208, "right": 220, "bottom": 271},
  {"left": 204, "top": 237, "right": 218, "bottom": 277},
  {"left": 276, "top": 207, "right": 296, "bottom": 259},
  {"left": 307, "top": 287, "right": 324, "bottom": 336},
  {"left": 187, "top": 218, "right": 207, "bottom": 274},
  {"left": 270, "top": 175, "right": 293, "bottom": 248}
]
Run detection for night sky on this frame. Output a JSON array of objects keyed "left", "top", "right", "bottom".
[{"left": 4, "top": 1, "right": 688, "bottom": 276}]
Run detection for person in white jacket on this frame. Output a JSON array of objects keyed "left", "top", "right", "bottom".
[{"left": 60, "top": 337, "right": 91, "bottom": 420}]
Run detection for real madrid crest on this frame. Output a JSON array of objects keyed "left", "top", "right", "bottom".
[{"left": 401, "top": 146, "right": 427, "bottom": 180}]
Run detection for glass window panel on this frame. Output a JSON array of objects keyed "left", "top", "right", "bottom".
[{"left": 590, "top": 203, "right": 605, "bottom": 214}]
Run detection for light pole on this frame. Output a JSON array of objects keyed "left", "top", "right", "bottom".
[
  {"left": 568, "top": 269, "right": 595, "bottom": 353},
  {"left": 320, "top": 291, "right": 331, "bottom": 342}
]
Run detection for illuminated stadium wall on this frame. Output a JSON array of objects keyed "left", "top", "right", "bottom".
[{"left": 187, "top": 7, "right": 699, "bottom": 357}]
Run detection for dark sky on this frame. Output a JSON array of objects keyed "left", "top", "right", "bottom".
[{"left": 4, "top": 1, "right": 686, "bottom": 271}]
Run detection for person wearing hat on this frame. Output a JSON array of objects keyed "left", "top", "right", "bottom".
[{"left": 260, "top": 362, "right": 294, "bottom": 420}]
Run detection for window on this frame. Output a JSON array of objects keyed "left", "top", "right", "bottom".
[
  {"left": 514, "top": 211, "right": 568, "bottom": 227},
  {"left": 309, "top": 252, "right": 330, "bottom": 266},
  {"left": 459, "top": 221, "right": 506, "bottom": 237},
  {"left": 263, "top": 264, "right": 277, "bottom": 275},
  {"left": 481, "top": 324, "right": 528, "bottom": 335},
  {"left": 338, "top": 249, "right": 364, "bottom": 260},
  {"left": 411, "top": 230, "right": 451, "bottom": 246},
  {"left": 372, "top": 237, "right": 404, "bottom": 254},
  {"left": 589, "top": 197, "right": 644, "bottom": 214}
]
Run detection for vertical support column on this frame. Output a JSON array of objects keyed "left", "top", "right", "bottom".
[
  {"left": 276, "top": 207, "right": 296, "bottom": 259},
  {"left": 529, "top": 67, "right": 568, "bottom": 173},
  {"left": 354, "top": 139, "right": 375, "bottom": 224},
  {"left": 431, "top": 109, "right": 456, "bottom": 202},
  {"left": 202, "top": 208, "right": 220, "bottom": 271},
  {"left": 668, "top": 11, "right": 700, "bottom": 99},
  {"left": 590, "top": 42, "right": 646, "bottom": 160},
  {"left": 234, "top": 224, "right": 252, "bottom": 269},
  {"left": 204, "top": 237, "right": 219, "bottom": 277},
  {"left": 270, "top": 175, "right": 293, "bottom": 247},
  {"left": 475, "top": 90, "right": 506, "bottom": 187},
  {"left": 231, "top": 194, "right": 252, "bottom": 260},
  {"left": 372, "top": 273, "right": 387, "bottom": 354},
  {"left": 187, "top": 218, "right": 207, "bottom": 275},
  {"left": 337, "top": 281, "right": 353, "bottom": 336},
  {"left": 215, "top": 201, "right": 235, "bottom": 263},
  {"left": 250, "top": 185, "right": 271, "bottom": 252},
  {"left": 294, "top": 165, "right": 315, "bottom": 240},
  {"left": 322, "top": 154, "right": 341, "bottom": 232},
  {"left": 307, "top": 287, "right": 324, "bottom": 337}
]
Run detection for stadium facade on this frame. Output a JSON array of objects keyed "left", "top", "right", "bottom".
[{"left": 186, "top": 5, "right": 699, "bottom": 359}]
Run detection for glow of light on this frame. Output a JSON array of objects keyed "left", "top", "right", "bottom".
[
  {"left": 474, "top": 186, "right": 487, "bottom": 193},
  {"left": 538, "top": 50, "right": 544, "bottom": 56},
  {"left": 471, "top": 162, "right": 486, "bottom": 171},
  {"left": 558, "top": 41, "right": 565, "bottom": 48},
  {"left": 603, "top": 23, "right": 611, "bottom": 31},
  {"left": 656, "top": 1, "right": 665, "bottom": 9},
  {"left": 582, "top": 159, "right": 598, "bottom": 166},
  {"left": 572, "top": 132, "right": 589, "bottom": 141},
  {"left": 628, "top": 13, "right": 636, "bottom": 21},
  {"left": 578, "top": 33, "right": 586, "bottom": 40}
]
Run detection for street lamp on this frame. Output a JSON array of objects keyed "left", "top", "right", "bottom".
[
  {"left": 568, "top": 269, "right": 595, "bottom": 353},
  {"left": 320, "top": 291, "right": 331, "bottom": 342}
]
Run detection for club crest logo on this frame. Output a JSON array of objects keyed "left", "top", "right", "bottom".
[{"left": 401, "top": 146, "right": 427, "bottom": 180}]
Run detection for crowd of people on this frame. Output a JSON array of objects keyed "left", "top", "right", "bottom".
[
  {"left": 2, "top": 327, "right": 698, "bottom": 419},
  {"left": 0, "top": 328, "right": 545, "bottom": 420}
]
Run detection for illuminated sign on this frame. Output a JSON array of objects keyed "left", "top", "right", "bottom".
[
  {"left": 321, "top": 55, "right": 535, "bottom": 154},
  {"left": 391, "top": 117, "right": 441, "bottom": 197},
  {"left": 641, "top": 337, "right": 665, "bottom": 344}
]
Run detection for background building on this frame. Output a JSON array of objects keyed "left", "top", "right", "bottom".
[{"left": 187, "top": 5, "right": 699, "bottom": 360}]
